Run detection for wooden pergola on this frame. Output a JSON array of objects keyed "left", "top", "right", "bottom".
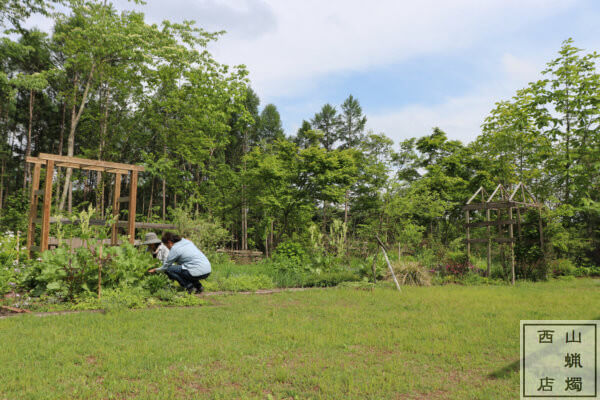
[
  {"left": 463, "top": 182, "right": 544, "bottom": 285},
  {"left": 25, "top": 153, "right": 145, "bottom": 253}
]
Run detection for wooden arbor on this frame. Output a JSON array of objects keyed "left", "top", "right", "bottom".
[
  {"left": 25, "top": 153, "right": 145, "bottom": 253},
  {"left": 463, "top": 183, "right": 544, "bottom": 285}
]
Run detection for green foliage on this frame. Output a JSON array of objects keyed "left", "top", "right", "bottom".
[
  {"left": 172, "top": 208, "right": 230, "bottom": 251},
  {"left": 548, "top": 258, "right": 576, "bottom": 277},
  {"left": 206, "top": 274, "right": 274, "bottom": 292},
  {"left": 302, "top": 270, "right": 360, "bottom": 287},
  {"left": 0, "top": 231, "right": 27, "bottom": 294}
]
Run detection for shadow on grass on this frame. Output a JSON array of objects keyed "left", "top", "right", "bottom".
[{"left": 488, "top": 360, "right": 519, "bottom": 379}]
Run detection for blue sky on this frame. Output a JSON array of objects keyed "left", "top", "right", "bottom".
[{"left": 29, "top": 0, "right": 600, "bottom": 145}]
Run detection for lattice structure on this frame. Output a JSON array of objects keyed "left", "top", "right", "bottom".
[
  {"left": 25, "top": 153, "right": 145, "bottom": 253},
  {"left": 463, "top": 182, "right": 544, "bottom": 284}
]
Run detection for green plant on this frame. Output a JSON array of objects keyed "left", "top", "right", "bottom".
[
  {"left": 172, "top": 207, "right": 230, "bottom": 251},
  {"left": 548, "top": 258, "right": 576, "bottom": 277},
  {"left": 0, "top": 231, "right": 27, "bottom": 295},
  {"left": 329, "top": 219, "right": 347, "bottom": 257},
  {"left": 302, "top": 270, "right": 359, "bottom": 287}
]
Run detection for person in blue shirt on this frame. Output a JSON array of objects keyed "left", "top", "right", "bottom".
[{"left": 148, "top": 232, "right": 211, "bottom": 293}]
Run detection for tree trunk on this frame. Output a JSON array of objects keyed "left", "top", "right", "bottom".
[
  {"left": 55, "top": 101, "right": 67, "bottom": 209},
  {"left": 148, "top": 178, "right": 154, "bottom": 218},
  {"left": 23, "top": 89, "right": 34, "bottom": 189},
  {"left": 97, "top": 83, "right": 110, "bottom": 216},
  {"left": 162, "top": 178, "right": 166, "bottom": 221},
  {"left": 59, "top": 66, "right": 95, "bottom": 211},
  {"left": 344, "top": 190, "right": 349, "bottom": 225}
]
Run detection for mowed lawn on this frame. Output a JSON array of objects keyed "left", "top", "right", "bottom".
[{"left": 1, "top": 279, "right": 599, "bottom": 399}]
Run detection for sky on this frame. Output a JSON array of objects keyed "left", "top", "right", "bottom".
[{"left": 27, "top": 0, "right": 600, "bottom": 145}]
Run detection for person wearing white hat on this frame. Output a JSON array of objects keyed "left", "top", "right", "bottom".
[{"left": 142, "top": 232, "right": 170, "bottom": 263}]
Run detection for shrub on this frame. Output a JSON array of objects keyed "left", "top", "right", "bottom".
[
  {"left": 389, "top": 260, "right": 431, "bottom": 286},
  {"left": 441, "top": 261, "right": 476, "bottom": 277},
  {"left": 0, "top": 232, "right": 27, "bottom": 295},
  {"left": 548, "top": 258, "right": 576, "bottom": 277},
  {"left": 446, "top": 250, "right": 467, "bottom": 265},
  {"left": 272, "top": 241, "right": 310, "bottom": 274},
  {"left": 302, "top": 271, "right": 359, "bottom": 287},
  {"left": 172, "top": 208, "right": 230, "bottom": 251}
]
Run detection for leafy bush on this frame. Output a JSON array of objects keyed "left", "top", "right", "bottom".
[
  {"left": 143, "top": 273, "right": 171, "bottom": 294},
  {"left": 21, "top": 242, "right": 158, "bottom": 299},
  {"left": 441, "top": 261, "right": 476, "bottom": 277},
  {"left": 302, "top": 271, "right": 359, "bottom": 287},
  {"left": 548, "top": 258, "right": 576, "bottom": 277},
  {"left": 0, "top": 232, "right": 27, "bottom": 295},
  {"left": 172, "top": 208, "right": 230, "bottom": 251},
  {"left": 445, "top": 250, "right": 467, "bottom": 265},
  {"left": 272, "top": 241, "right": 310, "bottom": 274}
]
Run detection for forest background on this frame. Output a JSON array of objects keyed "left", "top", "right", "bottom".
[{"left": 1, "top": 0, "right": 600, "bottom": 290}]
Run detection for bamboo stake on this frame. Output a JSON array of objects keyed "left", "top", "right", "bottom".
[
  {"left": 509, "top": 206, "right": 515, "bottom": 285},
  {"left": 376, "top": 235, "right": 401, "bottom": 292}
]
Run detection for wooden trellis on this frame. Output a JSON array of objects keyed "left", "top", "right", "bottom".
[
  {"left": 463, "top": 183, "right": 544, "bottom": 285},
  {"left": 25, "top": 153, "right": 145, "bottom": 254}
]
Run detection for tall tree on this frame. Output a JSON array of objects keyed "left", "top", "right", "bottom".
[
  {"left": 257, "top": 103, "right": 284, "bottom": 143},
  {"left": 338, "top": 94, "right": 366, "bottom": 149},
  {"left": 311, "top": 103, "right": 341, "bottom": 151}
]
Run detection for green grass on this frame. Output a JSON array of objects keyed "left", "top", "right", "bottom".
[{"left": 1, "top": 279, "right": 599, "bottom": 399}]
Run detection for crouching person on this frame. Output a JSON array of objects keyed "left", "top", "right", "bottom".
[{"left": 148, "top": 232, "right": 211, "bottom": 294}]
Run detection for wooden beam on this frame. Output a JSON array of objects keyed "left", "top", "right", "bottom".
[
  {"left": 56, "top": 162, "right": 82, "bottom": 169},
  {"left": 487, "top": 184, "right": 503, "bottom": 202},
  {"left": 26, "top": 163, "right": 41, "bottom": 253},
  {"left": 40, "top": 160, "right": 54, "bottom": 252},
  {"left": 33, "top": 218, "right": 176, "bottom": 230},
  {"left": 25, "top": 156, "right": 46, "bottom": 165},
  {"left": 467, "top": 187, "right": 484, "bottom": 205},
  {"left": 466, "top": 238, "right": 515, "bottom": 244},
  {"left": 509, "top": 183, "right": 521, "bottom": 201},
  {"left": 118, "top": 196, "right": 130, "bottom": 203},
  {"left": 128, "top": 170, "right": 138, "bottom": 244},
  {"left": 111, "top": 173, "right": 122, "bottom": 245},
  {"left": 81, "top": 165, "right": 108, "bottom": 172},
  {"left": 466, "top": 219, "right": 517, "bottom": 227},
  {"left": 106, "top": 168, "right": 130, "bottom": 174},
  {"left": 37, "top": 153, "right": 144, "bottom": 172}
]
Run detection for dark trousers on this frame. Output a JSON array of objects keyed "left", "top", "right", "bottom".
[{"left": 164, "top": 265, "right": 210, "bottom": 290}]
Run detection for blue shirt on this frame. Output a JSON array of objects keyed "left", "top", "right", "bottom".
[{"left": 156, "top": 239, "right": 211, "bottom": 276}]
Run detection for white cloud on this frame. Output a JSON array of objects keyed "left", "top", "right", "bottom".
[
  {"left": 200, "top": 0, "right": 575, "bottom": 99},
  {"left": 367, "top": 52, "right": 550, "bottom": 144}
]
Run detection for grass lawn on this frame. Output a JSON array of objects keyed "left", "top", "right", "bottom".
[{"left": 1, "top": 278, "right": 599, "bottom": 399}]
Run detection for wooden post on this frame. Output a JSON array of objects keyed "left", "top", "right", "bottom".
[
  {"left": 40, "top": 160, "right": 54, "bottom": 252},
  {"left": 486, "top": 208, "right": 491, "bottom": 277},
  {"left": 128, "top": 171, "right": 138, "bottom": 244},
  {"left": 465, "top": 210, "right": 470, "bottom": 262},
  {"left": 516, "top": 207, "right": 522, "bottom": 237},
  {"left": 111, "top": 173, "right": 122, "bottom": 245},
  {"left": 26, "top": 162, "right": 42, "bottom": 253},
  {"left": 538, "top": 205, "right": 544, "bottom": 255},
  {"left": 509, "top": 206, "right": 515, "bottom": 285}
]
